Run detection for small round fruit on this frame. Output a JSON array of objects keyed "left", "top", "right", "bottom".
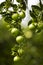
[
  {"left": 28, "top": 24, "right": 35, "bottom": 30},
  {"left": 16, "top": 0, "right": 23, "bottom": 3},
  {"left": 24, "top": 30, "right": 33, "bottom": 39},
  {"left": 16, "top": 36, "right": 24, "bottom": 43},
  {"left": 18, "top": 48, "right": 24, "bottom": 55},
  {"left": 12, "top": 13, "right": 19, "bottom": 21},
  {"left": 11, "top": 28, "right": 19, "bottom": 37},
  {"left": 13, "top": 56, "right": 20, "bottom": 61},
  {"left": 19, "top": 11, "right": 25, "bottom": 19}
]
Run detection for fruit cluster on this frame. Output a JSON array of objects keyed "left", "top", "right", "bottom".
[
  {"left": 0, "top": 0, "right": 43, "bottom": 65},
  {"left": 0, "top": 0, "right": 26, "bottom": 64}
]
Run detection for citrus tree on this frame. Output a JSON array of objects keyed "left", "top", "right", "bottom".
[{"left": 0, "top": 0, "right": 43, "bottom": 65}]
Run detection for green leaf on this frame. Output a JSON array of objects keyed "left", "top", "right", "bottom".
[
  {"left": 22, "top": 2, "right": 26, "bottom": 10},
  {"left": 39, "top": 0, "right": 43, "bottom": 10},
  {"left": 0, "top": 2, "right": 5, "bottom": 7},
  {"left": 4, "top": 13, "right": 12, "bottom": 23},
  {"left": 32, "top": 5, "right": 41, "bottom": 11},
  {"left": 6, "top": 0, "right": 12, "bottom": 2},
  {"left": 28, "top": 19, "right": 33, "bottom": 25},
  {"left": 30, "top": 10, "right": 36, "bottom": 18},
  {"left": 11, "top": 4, "right": 18, "bottom": 12},
  {"left": 32, "top": 5, "right": 41, "bottom": 16},
  {"left": 39, "top": 0, "right": 42, "bottom": 7},
  {"left": 18, "top": 2, "right": 26, "bottom": 10},
  {"left": 29, "top": 10, "right": 37, "bottom": 22},
  {"left": 0, "top": 2, "right": 6, "bottom": 12}
]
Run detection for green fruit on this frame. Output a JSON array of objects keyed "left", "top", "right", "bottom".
[
  {"left": 16, "top": 36, "right": 24, "bottom": 43},
  {"left": 18, "top": 48, "right": 24, "bottom": 55},
  {"left": 12, "top": 13, "right": 19, "bottom": 21},
  {"left": 28, "top": 24, "right": 35, "bottom": 30},
  {"left": 24, "top": 30, "right": 33, "bottom": 39},
  {"left": 16, "top": 0, "right": 23, "bottom": 3},
  {"left": 19, "top": 11, "right": 25, "bottom": 19},
  {"left": 13, "top": 56, "right": 20, "bottom": 61},
  {"left": 11, "top": 28, "right": 19, "bottom": 37}
]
